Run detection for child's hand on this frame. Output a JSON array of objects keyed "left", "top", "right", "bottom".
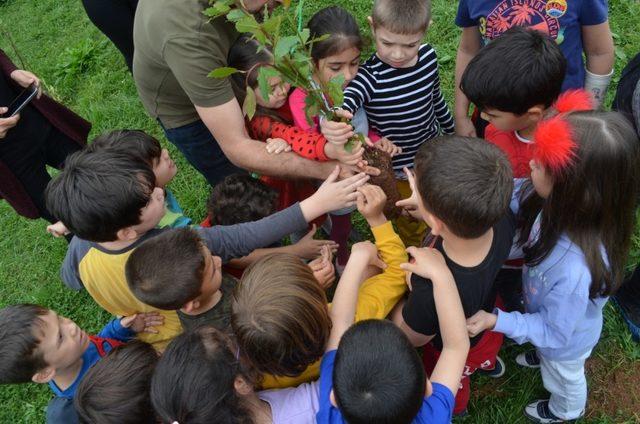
[
  {"left": 308, "top": 245, "right": 336, "bottom": 289},
  {"left": 292, "top": 224, "right": 339, "bottom": 259},
  {"left": 46, "top": 221, "right": 70, "bottom": 238},
  {"left": 265, "top": 138, "right": 292, "bottom": 154},
  {"left": 466, "top": 310, "right": 497, "bottom": 337},
  {"left": 400, "top": 246, "right": 450, "bottom": 282},
  {"left": 374, "top": 137, "right": 402, "bottom": 157},
  {"left": 319, "top": 109, "right": 354, "bottom": 145},
  {"left": 301, "top": 166, "right": 369, "bottom": 221},
  {"left": 120, "top": 312, "right": 165, "bottom": 334},
  {"left": 455, "top": 116, "right": 477, "bottom": 138},
  {"left": 356, "top": 184, "right": 387, "bottom": 227},
  {"left": 350, "top": 241, "right": 387, "bottom": 270},
  {"left": 395, "top": 167, "right": 422, "bottom": 220},
  {"left": 324, "top": 140, "right": 365, "bottom": 166}
]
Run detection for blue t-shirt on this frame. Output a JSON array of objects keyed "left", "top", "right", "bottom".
[
  {"left": 456, "top": 0, "right": 608, "bottom": 91},
  {"left": 316, "top": 350, "right": 455, "bottom": 424}
]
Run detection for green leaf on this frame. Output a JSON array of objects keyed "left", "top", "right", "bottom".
[
  {"left": 235, "top": 15, "right": 260, "bottom": 33},
  {"left": 208, "top": 67, "right": 241, "bottom": 78},
  {"left": 203, "top": 1, "right": 230, "bottom": 18},
  {"left": 262, "top": 15, "right": 282, "bottom": 34},
  {"left": 243, "top": 88, "right": 257, "bottom": 119},
  {"left": 274, "top": 36, "right": 298, "bottom": 58},
  {"left": 300, "top": 28, "right": 310, "bottom": 45},
  {"left": 304, "top": 95, "right": 322, "bottom": 127},
  {"left": 257, "top": 66, "right": 280, "bottom": 101},
  {"left": 327, "top": 75, "right": 345, "bottom": 107},
  {"left": 203, "top": 6, "right": 225, "bottom": 19},
  {"left": 227, "top": 8, "right": 246, "bottom": 22}
]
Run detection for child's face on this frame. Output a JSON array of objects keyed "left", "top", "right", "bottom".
[
  {"left": 253, "top": 76, "right": 291, "bottom": 109},
  {"left": 529, "top": 160, "right": 553, "bottom": 198},
  {"left": 371, "top": 25, "right": 423, "bottom": 69},
  {"left": 34, "top": 310, "right": 90, "bottom": 379},
  {"left": 134, "top": 186, "right": 166, "bottom": 234},
  {"left": 153, "top": 149, "right": 177, "bottom": 188},
  {"left": 480, "top": 108, "right": 533, "bottom": 133},
  {"left": 197, "top": 245, "right": 223, "bottom": 303},
  {"left": 316, "top": 47, "right": 361, "bottom": 89}
]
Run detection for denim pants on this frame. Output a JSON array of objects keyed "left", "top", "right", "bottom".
[
  {"left": 539, "top": 351, "right": 591, "bottom": 420},
  {"left": 160, "top": 119, "right": 244, "bottom": 186}
]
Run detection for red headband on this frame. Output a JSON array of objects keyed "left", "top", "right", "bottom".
[{"left": 533, "top": 90, "right": 594, "bottom": 173}]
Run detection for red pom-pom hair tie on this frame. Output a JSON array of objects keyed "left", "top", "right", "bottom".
[
  {"left": 533, "top": 116, "right": 577, "bottom": 174},
  {"left": 554, "top": 89, "right": 594, "bottom": 113}
]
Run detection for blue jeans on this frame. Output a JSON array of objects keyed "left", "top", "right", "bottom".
[{"left": 161, "top": 118, "right": 244, "bottom": 186}]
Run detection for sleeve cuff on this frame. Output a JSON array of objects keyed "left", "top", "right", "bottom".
[
  {"left": 493, "top": 308, "right": 515, "bottom": 337},
  {"left": 371, "top": 221, "right": 395, "bottom": 243}
]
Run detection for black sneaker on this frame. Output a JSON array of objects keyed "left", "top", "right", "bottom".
[
  {"left": 516, "top": 350, "right": 541, "bottom": 368},
  {"left": 524, "top": 399, "right": 583, "bottom": 423},
  {"left": 478, "top": 355, "right": 506, "bottom": 378}
]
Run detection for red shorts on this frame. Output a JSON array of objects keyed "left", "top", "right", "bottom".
[{"left": 422, "top": 329, "right": 504, "bottom": 415}]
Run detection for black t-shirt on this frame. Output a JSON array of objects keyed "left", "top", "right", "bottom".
[{"left": 402, "top": 212, "right": 516, "bottom": 350}]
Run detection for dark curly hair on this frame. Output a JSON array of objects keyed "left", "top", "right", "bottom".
[{"left": 207, "top": 174, "right": 278, "bottom": 226}]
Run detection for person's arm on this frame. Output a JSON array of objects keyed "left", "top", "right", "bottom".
[
  {"left": 60, "top": 237, "right": 91, "bottom": 290},
  {"left": 401, "top": 247, "right": 470, "bottom": 396},
  {"left": 454, "top": 27, "right": 482, "bottom": 137},
  {"left": 251, "top": 115, "right": 329, "bottom": 161},
  {"left": 342, "top": 68, "right": 372, "bottom": 115},
  {"left": 326, "top": 241, "right": 386, "bottom": 351},
  {"left": 97, "top": 317, "right": 135, "bottom": 342},
  {"left": 431, "top": 58, "right": 455, "bottom": 135},
  {"left": 0, "top": 111, "right": 20, "bottom": 139},
  {"left": 582, "top": 21, "right": 614, "bottom": 107}
]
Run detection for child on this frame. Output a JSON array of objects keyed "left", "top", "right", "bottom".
[
  {"left": 289, "top": 6, "right": 402, "bottom": 270},
  {"left": 461, "top": 26, "right": 567, "bottom": 179},
  {"left": 0, "top": 304, "right": 161, "bottom": 423},
  {"left": 392, "top": 136, "right": 514, "bottom": 416},
  {"left": 45, "top": 146, "right": 367, "bottom": 349},
  {"left": 46, "top": 130, "right": 189, "bottom": 237},
  {"left": 454, "top": 0, "right": 614, "bottom": 138},
  {"left": 319, "top": 0, "right": 452, "bottom": 246},
  {"left": 74, "top": 341, "right": 158, "bottom": 424},
  {"left": 466, "top": 111, "right": 640, "bottom": 423},
  {"left": 317, "top": 241, "right": 470, "bottom": 423},
  {"left": 233, "top": 184, "right": 408, "bottom": 389},
  {"left": 202, "top": 174, "right": 337, "bottom": 281}
]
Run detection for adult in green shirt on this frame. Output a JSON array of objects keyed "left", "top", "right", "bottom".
[{"left": 133, "top": 0, "right": 350, "bottom": 186}]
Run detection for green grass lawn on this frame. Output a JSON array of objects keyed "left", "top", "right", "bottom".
[{"left": 1, "top": 0, "right": 640, "bottom": 422}]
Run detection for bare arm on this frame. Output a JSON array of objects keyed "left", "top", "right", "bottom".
[
  {"left": 391, "top": 301, "right": 435, "bottom": 347},
  {"left": 454, "top": 27, "right": 482, "bottom": 137},
  {"left": 196, "top": 99, "right": 336, "bottom": 180},
  {"left": 582, "top": 21, "right": 614, "bottom": 75}
]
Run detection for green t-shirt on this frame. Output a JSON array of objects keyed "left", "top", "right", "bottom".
[{"left": 133, "top": 0, "right": 239, "bottom": 129}]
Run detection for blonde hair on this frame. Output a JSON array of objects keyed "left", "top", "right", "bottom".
[{"left": 372, "top": 0, "right": 431, "bottom": 34}]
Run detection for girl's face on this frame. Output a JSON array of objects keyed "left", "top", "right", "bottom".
[
  {"left": 316, "top": 46, "right": 361, "bottom": 88},
  {"left": 529, "top": 159, "right": 554, "bottom": 198},
  {"left": 153, "top": 148, "right": 177, "bottom": 188},
  {"left": 253, "top": 76, "right": 291, "bottom": 109}
]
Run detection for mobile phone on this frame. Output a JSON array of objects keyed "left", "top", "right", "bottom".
[{"left": 2, "top": 83, "right": 38, "bottom": 118}]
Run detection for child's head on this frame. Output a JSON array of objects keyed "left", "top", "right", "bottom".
[
  {"left": 74, "top": 341, "right": 158, "bottom": 424},
  {"left": 88, "top": 130, "right": 177, "bottom": 188},
  {"left": 227, "top": 35, "right": 291, "bottom": 110},
  {"left": 461, "top": 27, "right": 567, "bottom": 132},
  {"left": 232, "top": 254, "right": 330, "bottom": 377},
  {"left": 126, "top": 228, "right": 222, "bottom": 312},
  {"left": 45, "top": 149, "right": 164, "bottom": 243},
  {"left": 308, "top": 6, "right": 363, "bottom": 87},
  {"left": 414, "top": 135, "right": 513, "bottom": 239},
  {"left": 151, "top": 326, "right": 254, "bottom": 424},
  {"left": 333, "top": 320, "right": 426, "bottom": 424},
  {"left": 0, "top": 304, "right": 89, "bottom": 385},
  {"left": 523, "top": 110, "right": 640, "bottom": 297},
  {"left": 207, "top": 174, "right": 278, "bottom": 226},
  {"left": 369, "top": 0, "right": 430, "bottom": 68}
]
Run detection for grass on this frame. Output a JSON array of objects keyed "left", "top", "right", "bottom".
[{"left": 1, "top": 0, "right": 640, "bottom": 421}]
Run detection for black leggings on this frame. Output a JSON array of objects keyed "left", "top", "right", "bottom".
[{"left": 81, "top": 0, "right": 139, "bottom": 72}]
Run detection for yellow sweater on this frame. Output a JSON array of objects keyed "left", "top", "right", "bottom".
[{"left": 261, "top": 221, "right": 408, "bottom": 389}]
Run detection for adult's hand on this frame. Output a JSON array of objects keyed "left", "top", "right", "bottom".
[
  {"left": 10, "top": 70, "right": 42, "bottom": 98},
  {"left": 0, "top": 108, "right": 20, "bottom": 139}
]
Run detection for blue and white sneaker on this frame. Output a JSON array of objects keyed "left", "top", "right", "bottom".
[
  {"left": 516, "top": 350, "right": 541, "bottom": 368},
  {"left": 478, "top": 355, "right": 506, "bottom": 378},
  {"left": 524, "top": 400, "right": 584, "bottom": 423}
]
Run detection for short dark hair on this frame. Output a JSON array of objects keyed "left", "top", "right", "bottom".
[
  {"left": 461, "top": 26, "right": 566, "bottom": 115},
  {"left": 414, "top": 136, "right": 513, "bottom": 238},
  {"left": 372, "top": 0, "right": 431, "bottom": 34},
  {"left": 0, "top": 304, "right": 49, "bottom": 384},
  {"left": 74, "top": 341, "right": 158, "bottom": 424},
  {"left": 151, "top": 326, "right": 253, "bottom": 424},
  {"left": 207, "top": 174, "right": 278, "bottom": 226},
  {"left": 308, "top": 6, "right": 364, "bottom": 63},
  {"left": 45, "top": 149, "right": 156, "bottom": 242},
  {"left": 88, "top": 130, "right": 162, "bottom": 168},
  {"left": 126, "top": 228, "right": 205, "bottom": 310},
  {"left": 334, "top": 320, "right": 425, "bottom": 424}
]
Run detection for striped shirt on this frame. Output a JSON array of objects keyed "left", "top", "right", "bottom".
[{"left": 343, "top": 44, "right": 455, "bottom": 172}]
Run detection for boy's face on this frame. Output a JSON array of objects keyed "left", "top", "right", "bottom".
[
  {"left": 197, "top": 245, "right": 224, "bottom": 303},
  {"left": 133, "top": 186, "right": 166, "bottom": 235},
  {"left": 153, "top": 149, "right": 177, "bottom": 188},
  {"left": 316, "top": 47, "right": 361, "bottom": 89},
  {"left": 480, "top": 108, "right": 535, "bottom": 133},
  {"left": 33, "top": 311, "right": 90, "bottom": 381},
  {"left": 370, "top": 23, "right": 423, "bottom": 69},
  {"left": 254, "top": 75, "right": 291, "bottom": 109}
]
